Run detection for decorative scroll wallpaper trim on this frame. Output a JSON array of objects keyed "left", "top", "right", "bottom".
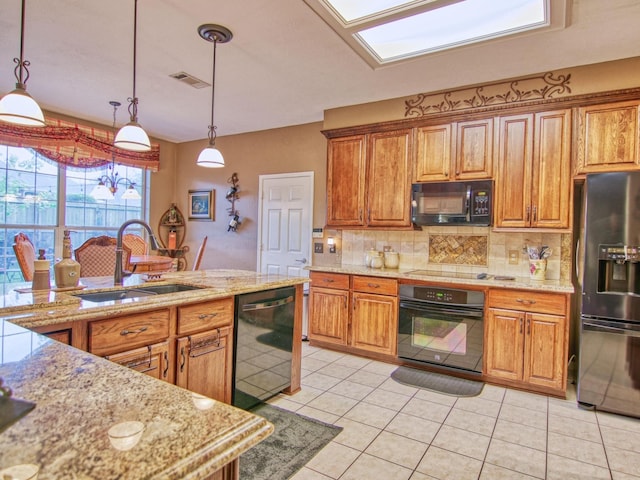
[{"left": 405, "top": 72, "right": 572, "bottom": 118}]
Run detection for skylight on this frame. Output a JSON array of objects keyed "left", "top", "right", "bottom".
[{"left": 305, "top": 0, "right": 566, "bottom": 67}]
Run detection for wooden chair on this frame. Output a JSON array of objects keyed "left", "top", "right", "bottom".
[
  {"left": 74, "top": 236, "right": 132, "bottom": 278},
  {"left": 123, "top": 233, "right": 148, "bottom": 271},
  {"left": 12, "top": 232, "right": 37, "bottom": 281},
  {"left": 192, "top": 236, "right": 208, "bottom": 271}
]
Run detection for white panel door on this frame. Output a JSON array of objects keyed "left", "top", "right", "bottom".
[{"left": 258, "top": 172, "right": 314, "bottom": 277}]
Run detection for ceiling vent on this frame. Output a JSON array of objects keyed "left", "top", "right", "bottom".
[{"left": 169, "top": 71, "right": 210, "bottom": 89}]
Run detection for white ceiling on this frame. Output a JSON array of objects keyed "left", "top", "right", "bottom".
[{"left": 1, "top": 0, "right": 640, "bottom": 144}]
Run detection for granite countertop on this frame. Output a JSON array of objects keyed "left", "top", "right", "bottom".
[
  {"left": 306, "top": 265, "right": 574, "bottom": 293},
  {"left": 0, "top": 269, "right": 309, "bottom": 330},
  {"left": 0, "top": 319, "right": 273, "bottom": 479}
]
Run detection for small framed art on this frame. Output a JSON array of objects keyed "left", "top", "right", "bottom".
[{"left": 188, "top": 189, "right": 214, "bottom": 221}]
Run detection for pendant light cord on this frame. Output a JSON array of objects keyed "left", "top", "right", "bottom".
[
  {"left": 128, "top": 0, "right": 139, "bottom": 122},
  {"left": 14, "top": 0, "right": 28, "bottom": 88},
  {"left": 208, "top": 35, "right": 218, "bottom": 146}
]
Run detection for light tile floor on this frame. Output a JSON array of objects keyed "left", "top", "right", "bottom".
[{"left": 266, "top": 343, "right": 640, "bottom": 480}]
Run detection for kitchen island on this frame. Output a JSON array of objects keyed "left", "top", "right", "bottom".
[{"left": 0, "top": 269, "right": 307, "bottom": 479}]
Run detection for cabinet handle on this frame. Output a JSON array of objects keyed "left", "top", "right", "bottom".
[
  {"left": 180, "top": 346, "right": 186, "bottom": 372},
  {"left": 359, "top": 209, "right": 363, "bottom": 222},
  {"left": 367, "top": 283, "right": 380, "bottom": 288},
  {"left": 323, "top": 278, "right": 334, "bottom": 283},
  {"left": 163, "top": 351, "right": 169, "bottom": 378},
  {"left": 189, "top": 330, "right": 222, "bottom": 358},
  {"left": 344, "top": 296, "right": 347, "bottom": 309},
  {"left": 527, "top": 318, "right": 531, "bottom": 335},
  {"left": 515, "top": 298, "right": 536, "bottom": 305},
  {"left": 368, "top": 209, "right": 371, "bottom": 223},
  {"left": 198, "top": 313, "right": 218, "bottom": 320},
  {"left": 519, "top": 318, "right": 523, "bottom": 334},
  {"left": 120, "top": 326, "right": 148, "bottom": 336},
  {"left": 526, "top": 206, "right": 530, "bottom": 222},
  {"left": 445, "top": 171, "right": 449, "bottom": 177},
  {"left": 532, "top": 206, "right": 537, "bottom": 222}
]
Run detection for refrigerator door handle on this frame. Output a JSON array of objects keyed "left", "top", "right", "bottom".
[
  {"left": 583, "top": 319, "right": 640, "bottom": 336},
  {"left": 575, "top": 238, "right": 580, "bottom": 281}
]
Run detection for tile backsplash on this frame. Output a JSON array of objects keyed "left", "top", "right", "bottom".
[{"left": 336, "top": 227, "right": 571, "bottom": 282}]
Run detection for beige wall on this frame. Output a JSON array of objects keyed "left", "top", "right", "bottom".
[{"left": 172, "top": 122, "right": 327, "bottom": 270}]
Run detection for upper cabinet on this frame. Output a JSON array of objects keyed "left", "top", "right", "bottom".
[
  {"left": 494, "top": 109, "right": 572, "bottom": 229},
  {"left": 414, "top": 118, "right": 493, "bottom": 182},
  {"left": 575, "top": 100, "right": 640, "bottom": 174},
  {"left": 326, "top": 129, "right": 412, "bottom": 228}
]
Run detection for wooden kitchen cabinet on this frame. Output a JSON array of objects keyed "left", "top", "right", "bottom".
[
  {"left": 308, "top": 272, "right": 349, "bottom": 346},
  {"left": 351, "top": 276, "right": 398, "bottom": 356},
  {"left": 413, "top": 119, "right": 493, "bottom": 183},
  {"left": 105, "top": 341, "right": 171, "bottom": 382},
  {"left": 575, "top": 100, "right": 640, "bottom": 174},
  {"left": 176, "top": 326, "right": 234, "bottom": 404},
  {"left": 308, "top": 272, "right": 398, "bottom": 359},
  {"left": 326, "top": 129, "right": 412, "bottom": 228},
  {"left": 494, "top": 109, "right": 571, "bottom": 229},
  {"left": 485, "top": 288, "right": 569, "bottom": 395}
]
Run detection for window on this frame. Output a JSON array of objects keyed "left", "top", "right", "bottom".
[
  {"left": 305, "top": 0, "right": 568, "bottom": 67},
  {"left": 0, "top": 145, "right": 147, "bottom": 292}
]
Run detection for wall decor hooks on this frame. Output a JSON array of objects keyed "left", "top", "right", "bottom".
[{"left": 226, "top": 172, "right": 241, "bottom": 232}]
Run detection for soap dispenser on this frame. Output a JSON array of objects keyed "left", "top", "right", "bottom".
[
  {"left": 32, "top": 249, "right": 51, "bottom": 291},
  {"left": 54, "top": 230, "right": 81, "bottom": 289}
]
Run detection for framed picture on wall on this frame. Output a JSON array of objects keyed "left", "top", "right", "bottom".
[{"left": 188, "top": 189, "right": 214, "bottom": 221}]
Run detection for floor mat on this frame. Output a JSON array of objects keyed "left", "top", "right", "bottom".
[
  {"left": 391, "top": 366, "right": 484, "bottom": 397},
  {"left": 240, "top": 403, "right": 342, "bottom": 480}
]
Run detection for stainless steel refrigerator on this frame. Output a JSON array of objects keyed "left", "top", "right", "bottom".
[{"left": 577, "top": 172, "right": 640, "bottom": 418}]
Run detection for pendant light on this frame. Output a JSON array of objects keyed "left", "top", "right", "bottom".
[
  {"left": 197, "top": 24, "right": 232, "bottom": 168},
  {"left": 114, "top": 0, "right": 151, "bottom": 152},
  {"left": 0, "top": 0, "right": 45, "bottom": 127}
]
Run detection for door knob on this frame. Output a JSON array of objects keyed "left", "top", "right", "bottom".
[{"left": 295, "top": 258, "right": 308, "bottom": 264}]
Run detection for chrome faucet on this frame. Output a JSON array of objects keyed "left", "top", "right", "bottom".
[{"left": 114, "top": 219, "right": 161, "bottom": 285}]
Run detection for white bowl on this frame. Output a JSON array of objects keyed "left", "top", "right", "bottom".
[
  {"left": 191, "top": 392, "right": 216, "bottom": 410},
  {"left": 108, "top": 421, "right": 145, "bottom": 451},
  {"left": 0, "top": 464, "right": 39, "bottom": 480}
]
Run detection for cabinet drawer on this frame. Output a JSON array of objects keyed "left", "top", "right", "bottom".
[
  {"left": 352, "top": 275, "right": 398, "bottom": 295},
  {"left": 310, "top": 271, "right": 349, "bottom": 290},
  {"left": 488, "top": 289, "right": 567, "bottom": 315},
  {"left": 105, "top": 341, "right": 170, "bottom": 381},
  {"left": 178, "top": 297, "right": 234, "bottom": 336},
  {"left": 89, "top": 309, "right": 170, "bottom": 356}
]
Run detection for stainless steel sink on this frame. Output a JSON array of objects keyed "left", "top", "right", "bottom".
[{"left": 72, "top": 283, "right": 204, "bottom": 304}]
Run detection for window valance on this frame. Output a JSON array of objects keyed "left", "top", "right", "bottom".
[{"left": 0, "top": 117, "right": 160, "bottom": 172}]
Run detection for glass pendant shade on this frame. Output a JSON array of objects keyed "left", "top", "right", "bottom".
[
  {"left": 0, "top": 87, "right": 45, "bottom": 126},
  {"left": 197, "top": 145, "right": 225, "bottom": 168},
  {"left": 114, "top": 121, "right": 151, "bottom": 152},
  {"left": 121, "top": 185, "right": 142, "bottom": 200},
  {"left": 90, "top": 182, "right": 115, "bottom": 201}
]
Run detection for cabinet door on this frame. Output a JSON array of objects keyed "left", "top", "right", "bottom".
[
  {"left": 485, "top": 308, "right": 525, "bottom": 381},
  {"left": 455, "top": 118, "right": 494, "bottom": 180},
  {"left": 308, "top": 287, "right": 349, "bottom": 346},
  {"left": 523, "top": 312, "right": 566, "bottom": 391},
  {"left": 367, "top": 129, "right": 412, "bottom": 227},
  {"left": 351, "top": 292, "right": 397, "bottom": 356},
  {"left": 106, "top": 341, "right": 171, "bottom": 382},
  {"left": 175, "top": 326, "right": 233, "bottom": 403},
  {"left": 494, "top": 114, "right": 533, "bottom": 228},
  {"left": 326, "top": 135, "right": 367, "bottom": 226},
  {"left": 576, "top": 100, "right": 640, "bottom": 173},
  {"left": 531, "top": 109, "right": 572, "bottom": 229},
  {"left": 414, "top": 124, "right": 453, "bottom": 182}
]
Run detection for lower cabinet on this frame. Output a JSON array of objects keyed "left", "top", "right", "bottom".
[
  {"left": 485, "top": 289, "right": 569, "bottom": 395},
  {"left": 309, "top": 272, "right": 398, "bottom": 359},
  {"left": 105, "top": 341, "right": 170, "bottom": 382},
  {"left": 175, "top": 326, "right": 233, "bottom": 404}
]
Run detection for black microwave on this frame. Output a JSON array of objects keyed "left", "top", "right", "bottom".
[{"left": 411, "top": 180, "right": 492, "bottom": 226}]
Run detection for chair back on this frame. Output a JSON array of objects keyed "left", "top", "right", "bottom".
[
  {"left": 75, "top": 236, "right": 132, "bottom": 278},
  {"left": 12, "top": 232, "right": 36, "bottom": 281},
  {"left": 192, "top": 236, "right": 208, "bottom": 271},
  {"left": 122, "top": 233, "right": 148, "bottom": 270}
]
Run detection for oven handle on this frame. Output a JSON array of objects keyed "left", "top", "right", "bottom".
[
  {"left": 583, "top": 318, "right": 640, "bottom": 336},
  {"left": 399, "top": 300, "right": 483, "bottom": 318}
]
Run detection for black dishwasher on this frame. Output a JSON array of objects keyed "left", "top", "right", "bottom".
[{"left": 233, "top": 286, "right": 295, "bottom": 409}]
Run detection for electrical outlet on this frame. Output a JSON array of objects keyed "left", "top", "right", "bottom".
[
  {"left": 314, "top": 242, "right": 323, "bottom": 254},
  {"left": 508, "top": 249, "right": 519, "bottom": 265}
]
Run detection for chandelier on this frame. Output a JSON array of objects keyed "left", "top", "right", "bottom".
[{"left": 90, "top": 101, "right": 142, "bottom": 201}]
